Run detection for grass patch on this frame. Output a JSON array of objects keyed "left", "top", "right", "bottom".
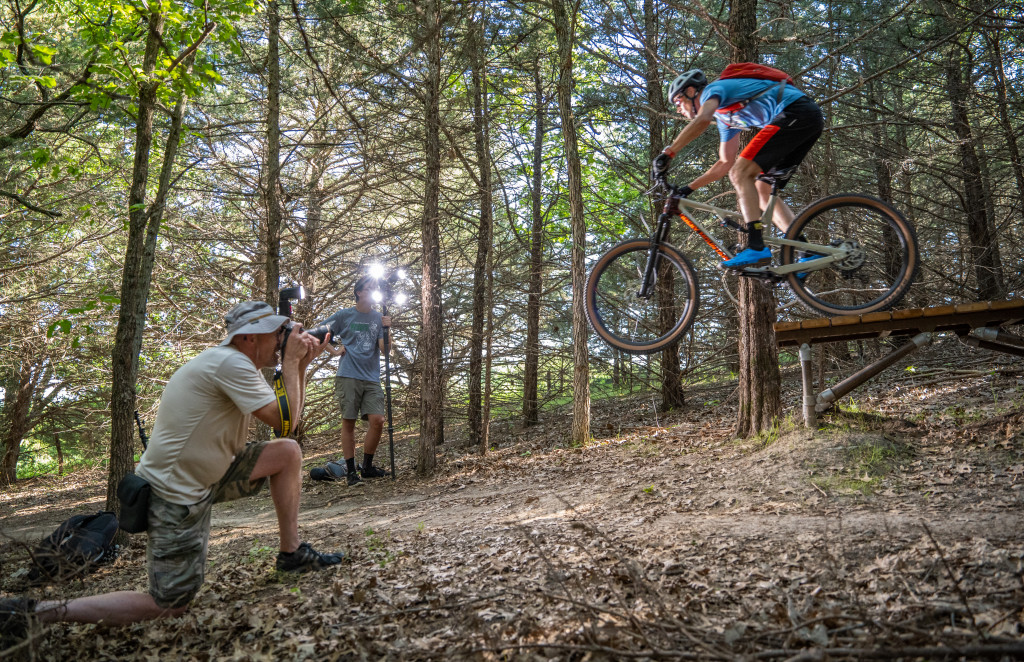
[
  {"left": 810, "top": 435, "right": 913, "bottom": 495},
  {"left": 364, "top": 528, "right": 397, "bottom": 568}
]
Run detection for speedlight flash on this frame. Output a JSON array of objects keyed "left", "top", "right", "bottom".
[
  {"left": 369, "top": 264, "right": 386, "bottom": 279},
  {"left": 371, "top": 290, "right": 383, "bottom": 303}
]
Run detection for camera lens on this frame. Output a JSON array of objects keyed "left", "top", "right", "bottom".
[{"left": 307, "top": 325, "right": 331, "bottom": 343}]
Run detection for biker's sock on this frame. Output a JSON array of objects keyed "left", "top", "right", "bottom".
[
  {"left": 746, "top": 221, "right": 765, "bottom": 250},
  {"left": 346, "top": 457, "right": 357, "bottom": 474},
  {"left": 362, "top": 453, "right": 374, "bottom": 470}
]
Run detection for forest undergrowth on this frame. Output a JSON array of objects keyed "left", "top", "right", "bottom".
[{"left": 2, "top": 339, "right": 1024, "bottom": 660}]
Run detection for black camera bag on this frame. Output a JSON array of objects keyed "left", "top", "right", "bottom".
[
  {"left": 116, "top": 472, "right": 151, "bottom": 533},
  {"left": 28, "top": 511, "right": 119, "bottom": 583}
]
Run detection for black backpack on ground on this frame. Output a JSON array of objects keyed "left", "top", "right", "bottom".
[{"left": 27, "top": 511, "right": 119, "bottom": 584}]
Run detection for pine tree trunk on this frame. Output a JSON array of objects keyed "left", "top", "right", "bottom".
[
  {"left": 264, "top": 0, "right": 283, "bottom": 307},
  {"left": 553, "top": 0, "right": 590, "bottom": 446},
  {"left": 107, "top": 11, "right": 165, "bottom": 512},
  {"left": 468, "top": 5, "right": 492, "bottom": 450},
  {"left": 0, "top": 361, "right": 37, "bottom": 486},
  {"left": 945, "top": 44, "right": 1004, "bottom": 300},
  {"left": 107, "top": 11, "right": 194, "bottom": 514},
  {"left": 522, "top": 60, "right": 545, "bottom": 427},
  {"left": 643, "top": 0, "right": 684, "bottom": 410},
  {"left": 729, "top": 0, "right": 781, "bottom": 438},
  {"left": 417, "top": 0, "right": 443, "bottom": 474},
  {"left": 986, "top": 31, "right": 1024, "bottom": 222}
]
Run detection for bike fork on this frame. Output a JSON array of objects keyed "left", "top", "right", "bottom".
[{"left": 638, "top": 212, "right": 672, "bottom": 298}]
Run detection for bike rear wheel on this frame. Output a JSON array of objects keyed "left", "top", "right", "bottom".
[
  {"left": 781, "top": 194, "right": 919, "bottom": 315},
  {"left": 585, "top": 239, "right": 699, "bottom": 354}
]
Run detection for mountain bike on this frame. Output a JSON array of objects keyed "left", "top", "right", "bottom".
[{"left": 585, "top": 170, "right": 920, "bottom": 354}]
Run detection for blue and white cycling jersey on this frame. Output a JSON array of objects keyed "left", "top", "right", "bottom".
[{"left": 700, "top": 78, "right": 808, "bottom": 142}]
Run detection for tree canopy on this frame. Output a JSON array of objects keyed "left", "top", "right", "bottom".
[{"left": 2, "top": 0, "right": 1022, "bottom": 482}]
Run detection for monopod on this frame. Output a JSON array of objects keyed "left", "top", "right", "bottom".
[{"left": 381, "top": 301, "right": 396, "bottom": 480}]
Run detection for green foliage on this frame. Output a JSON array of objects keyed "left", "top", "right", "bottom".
[
  {"left": 247, "top": 540, "right": 276, "bottom": 565},
  {"left": 364, "top": 528, "right": 397, "bottom": 568}
]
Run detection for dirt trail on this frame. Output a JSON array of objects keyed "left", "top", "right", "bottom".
[{"left": 2, "top": 362, "right": 1024, "bottom": 659}]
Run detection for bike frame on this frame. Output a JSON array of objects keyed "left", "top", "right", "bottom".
[{"left": 638, "top": 182, "right": 851, "bottom": 299}]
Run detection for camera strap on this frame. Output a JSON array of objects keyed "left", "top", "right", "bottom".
[{"left": 272, "top": 370, "right": 292, "bottom": 438}]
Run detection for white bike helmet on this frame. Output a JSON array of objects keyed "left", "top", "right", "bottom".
[{"left": 667, "top": 69, "right": 708, "bottom": 103}]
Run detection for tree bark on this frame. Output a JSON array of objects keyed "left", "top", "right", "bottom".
[
  {"left": 263, "top": 0, "right": 283, "bottom": 307},
  {"left": 945, "top": 43, "right": 1004, "bottom": 300},
  {"left": 107, "top": 11, "right": 165, "bottom": 512},
  {"left": 417, "top": 0, "right": 443, "bottom": 474},
  {"left": 552, "top": 0, "right": 590, "bottom": 446},
  {"left": 107, "top": 11, "right": 194, "bottom": 514},
  {"left": 468, "top": 4, "right": 492, "bottom": 451},
  {"left": 985, "top": 30, "right": 1024, "bottom": 222},
  {"left": 643, "top": 0, "right": 684, "bottom": 411},
  {"left": 0, "top": 360, "right": 38, "bottom": 485},
  {"left": 728, "top": 0, "right": 782, "bottom": 438},
  {"left": 522, "top": 59, "right": 545, "bottom": 427}
]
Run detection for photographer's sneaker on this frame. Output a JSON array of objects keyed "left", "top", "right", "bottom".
[
  {"left": 360, "top": 464, "right": 390, "bottom": 479},
  {"left": 275, "top": 542, "right": 344, "bottom": 573},
  {"left": 347, "top": 470, "right": 364, "bottom": 488},
  {"left": 0, "top": 597, "right": 36, "bottom": 647}
]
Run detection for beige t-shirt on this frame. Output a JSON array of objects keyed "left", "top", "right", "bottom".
[{"left": 136, "top": 345, "right": 276, "bottom": 505}]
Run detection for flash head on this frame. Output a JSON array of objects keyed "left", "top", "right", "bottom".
[{"left": 278, "top": 285, "right": 306, "bottom": 317}]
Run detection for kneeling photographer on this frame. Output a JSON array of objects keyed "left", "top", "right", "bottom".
[{"left": 4, "top": 300, "right": 341, "bottom": 632}]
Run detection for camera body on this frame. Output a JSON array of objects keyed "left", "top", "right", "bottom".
[{"left": 277, "top": 285, "right": 333, "bottom": 361}]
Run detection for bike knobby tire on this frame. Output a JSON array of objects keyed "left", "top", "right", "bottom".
[
  {"left": 585, "top": 239, "right": 699, "bottom": 354},
  {"left": 781, "top": 194, "right": 919, "bottom": 316}
]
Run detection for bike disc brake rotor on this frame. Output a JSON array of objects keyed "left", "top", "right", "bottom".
[{"left": 832, "top": 239, "right": 866, "bottom": 274}]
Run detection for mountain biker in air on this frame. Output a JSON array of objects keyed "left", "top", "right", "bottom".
[{"left": 652, "top": 65, "right": 825, "bottom": 269}]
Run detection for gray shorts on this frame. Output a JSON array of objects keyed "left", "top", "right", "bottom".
[
  {"left": 334, "top": 376, "right": 385, "bottom": 420},
  {"left": 147, "top": 440, "right": 270, "bottom": 608}
]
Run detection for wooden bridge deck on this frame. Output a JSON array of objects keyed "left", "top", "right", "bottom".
[
  {"left": 774, "top": 299, "right": 1024, "bottom": 426},
  {"left": 774, "top": 299, "right": 1024, "bottom": 347}
]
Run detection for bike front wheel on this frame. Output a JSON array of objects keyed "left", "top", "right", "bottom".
[
  {"left": 585, "top": 239, "right": 699, "bottom": 354},
  {"left": 781, "top": 194, "right": 919, "bottom": 316}
]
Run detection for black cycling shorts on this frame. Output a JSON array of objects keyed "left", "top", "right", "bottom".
[{"left": 739, "top": 96, "right": 824, "bottom": 188}]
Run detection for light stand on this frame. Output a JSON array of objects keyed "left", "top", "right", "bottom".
[{"left": 371, "top": 267, "right": 409, "bottom": 481}]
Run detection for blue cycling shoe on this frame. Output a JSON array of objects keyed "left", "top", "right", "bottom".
[
  {"left": 720, "top": 246, "right": 772, "bottom": 269},
  {"left": 795, "top": 254, "right": 818, "bottom": 280}
]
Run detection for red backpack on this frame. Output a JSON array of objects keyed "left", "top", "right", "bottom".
[{"left": 715, "top": 63, "right": 795, "bottom": 118}]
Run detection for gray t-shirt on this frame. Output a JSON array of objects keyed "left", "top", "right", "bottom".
[
  {"left": 323, "top": 307, "right": 384, "bottom": 382},
  {"left": 136, "top": 345, "right": 276, "bottom": 505}
]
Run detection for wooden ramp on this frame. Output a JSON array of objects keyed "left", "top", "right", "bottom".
[{"left": 773, "top": 299, "right": 1024, "bottom": 427}]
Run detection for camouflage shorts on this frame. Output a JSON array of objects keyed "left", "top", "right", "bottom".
[{"left": 147, "top": 440, "right": 270, "bottom": 608}]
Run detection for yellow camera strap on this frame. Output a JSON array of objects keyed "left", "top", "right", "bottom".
[{"left": 272, "top": 370, "right": 292, "bottom": 438}]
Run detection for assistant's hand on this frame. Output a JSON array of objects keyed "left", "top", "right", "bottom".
[
  {"left": 381, "top": 315, "right": 392, "bottom": 328},
  {"left": 652, "top": 150, "right": 673, "bottom": 179}
]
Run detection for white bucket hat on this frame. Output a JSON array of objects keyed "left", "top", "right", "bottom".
[{"left": 220, "top": 301, "right": 289, "bottom": 346}]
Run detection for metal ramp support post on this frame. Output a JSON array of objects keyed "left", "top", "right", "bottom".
[
  {"left": 815, "top": 332, "right": 934, "bottom": 415},
  {"left": 964, "top": 327, "right": 1024, "bottom": 358},
  {"left": 800, "top": 343, "right": 816, "bottom": 429}
]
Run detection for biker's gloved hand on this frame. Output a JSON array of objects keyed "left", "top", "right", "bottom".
[
  {"left": 652, "top": 149, "right": 673, "bottom": 179},
  {"left": 677, "top": 185, "right": 694, "bottom": 198}
]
